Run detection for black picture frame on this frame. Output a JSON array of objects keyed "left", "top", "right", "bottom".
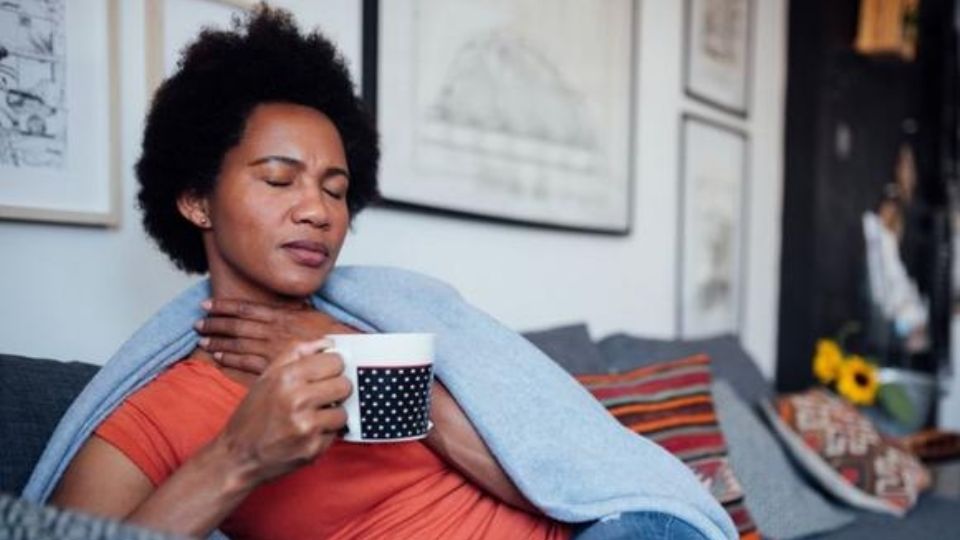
[
  {"left": 683, "top": 0, "right": 754, "bottom": 118},
  {"left": 676, "top": 113, "right": 751, "bottom": 338},
  {"left": 361, "top": 0, "right": 637, "bottom": 235}
]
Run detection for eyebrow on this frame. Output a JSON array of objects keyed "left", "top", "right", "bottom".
[{"left": 247, "top": 155, "right": 350, "bottom": 180}]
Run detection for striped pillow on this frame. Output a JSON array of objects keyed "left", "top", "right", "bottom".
[{"left": 577, "top": 354, "right": 759, "bottom": 540}]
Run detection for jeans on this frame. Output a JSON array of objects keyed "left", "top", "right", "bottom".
[{"left": 571, "top": 511, "right": 712, "bottom": 540}]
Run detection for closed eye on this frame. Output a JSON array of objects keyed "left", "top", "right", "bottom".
[
  {"left": 263, "top": 177, "right": 293, "bottom": 187},
  {"left": 322, "top": 174, "right": 349, "bottom": 200},
  {"left": 325, "top": 188, "right": 346, "bottom": 200}
]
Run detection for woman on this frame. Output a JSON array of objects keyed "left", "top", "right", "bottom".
[
  {"left": 47, "top": 6, "right": 727, "bottom": 540},
  {"left": 51, "top": 7, "right": 555, "bottom": 539}
]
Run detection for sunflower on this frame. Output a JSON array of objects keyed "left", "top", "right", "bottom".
[
  {"left": 836, "top": 355, "right": 879, "bottom": 406},
  {"left": 813, "top": 339, "right": 844, "bottom": 384}
]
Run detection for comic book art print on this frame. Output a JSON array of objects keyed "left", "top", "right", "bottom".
[{"left": 0, "top": 0, "right": 119, "bottom": 225}]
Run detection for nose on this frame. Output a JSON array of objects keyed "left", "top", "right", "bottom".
[{"left": 290, "top": 186, "right": 331, "bottom": 228}]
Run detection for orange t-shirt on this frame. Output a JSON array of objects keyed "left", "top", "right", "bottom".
[{"left": 94, "top": 358, "right": 569, "bottom": 540}]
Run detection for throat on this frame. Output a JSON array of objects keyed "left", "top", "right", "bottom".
[
  {"left": 211, "top": 278, "right": 311, "bottom": 310},
  {"left": 205, "top": 250, "right": 315, "bottom": 310}
]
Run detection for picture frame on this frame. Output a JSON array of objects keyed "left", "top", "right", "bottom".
[
  {"left": 362, "top": 0, "right": 637, "bottom": 234},
  {"left": 676, "top": 114, "right": 750, "bottom": 338},
  {"left": 144, "top": 0, "right": 256, "bottom": 95},
  {"left": 683, "top": 0, "right": 753, "bottom": 117},
  {"left": 0, "top": 0, "right": 121, "bottom": 226}
]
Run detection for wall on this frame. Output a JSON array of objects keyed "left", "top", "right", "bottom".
[{"left": 0, "top": 0, "right": 787, "bottom": 379}]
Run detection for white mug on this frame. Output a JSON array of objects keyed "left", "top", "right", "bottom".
[{"left": 326, "top": 333, "right": 435, "bottom": 443}]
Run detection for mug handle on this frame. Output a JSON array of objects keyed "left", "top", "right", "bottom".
[{"left": 324, "top": 345, "right": 353, "bottom": 436}]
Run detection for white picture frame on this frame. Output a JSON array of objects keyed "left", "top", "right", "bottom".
[
  {"left": 0, "top": 0, "right": 121, "bottom": 226},
  {"left": 677, "top": 115, "right": 749, "bottom": 338},
  {"left": 365, "top": 0, "right": 637, "bottom": 234},
  {"left": 144, "top": 0, "right": 256, "bottom": 95},
  {"left": 684, "top": 0, "right": 752, "bottom": 117}
]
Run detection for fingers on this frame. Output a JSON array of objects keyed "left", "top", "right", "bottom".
[
  {"left": 275, "top": 353, "right": 351, "bottom": 412},
  {"left": 202, "top": 298, "right": 279, "bottom": 323},
  {"left": 292, "top": 409, "right": 345, "bottom": 464},
  {"left": 195, "top": 316, "right": 272, "bottom": 340},
  {"left": 200, "top": 336, "right": 270, "bottom": 358},
  {"left": 271, "top": 339, "right": 334, "bottom": 370},
  {"left": 292, "top": 377, "right": 353, "bottom": 412},
  {"left": 313, "top": 406, "right": 348, "bottom": 434},
  {"left": 214, "top": 352, "right": 269, "bottom": 374},
  {"left": 285, "top": 351, "right": 345, "bottom": 383}
]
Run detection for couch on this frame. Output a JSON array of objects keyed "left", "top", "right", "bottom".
[{"left": 2, "top": 325, "right": 959, "bottom": 539}]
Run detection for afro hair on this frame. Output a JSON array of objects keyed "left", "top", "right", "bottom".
[{"left": 136, "top": 5, "right": 379, "bottom": 274}]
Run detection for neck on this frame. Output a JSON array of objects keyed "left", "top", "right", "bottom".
[
  {"left": 206, "top": 262, "right": 311, "bottom": 310},
  {"left": 209, "top": 279, "right": 309, "bottom": 309}
]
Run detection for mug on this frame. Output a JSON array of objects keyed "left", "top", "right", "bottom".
[{"left": 327, "top": 333, "right": 435, "bottom": 443}]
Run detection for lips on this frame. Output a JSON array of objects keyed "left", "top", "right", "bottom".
[{"left": 281, "top": 240, "right": 330, "bottom": 268}]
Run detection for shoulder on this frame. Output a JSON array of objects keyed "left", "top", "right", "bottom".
[
  {"left": 95, "top": 359, "right": 243, "bottom": 481},
  {"left": 124, "top": 359, "right": 244, "bottom": 417},
  {"left": 326, "top": 266, "right": 463, "bottom": 302}
]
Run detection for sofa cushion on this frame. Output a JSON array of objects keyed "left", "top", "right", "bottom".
[
  {"left": 577, "top": 355, "right": 759, "bottom": 539},
  {"left": 762, "top": 389, "right": 930, "bottom": 516},
  {"left": 713, "top": 380, "right": 855, "bottom": 538},
  {"left": 522, "top": 323, "right": 607, "bottom": 375},
  {"left": 597, "top": 334, "right": 772, "bottom": 405},
  {"left": 0, "top": 354, "right": 99, "bottom": 494}
]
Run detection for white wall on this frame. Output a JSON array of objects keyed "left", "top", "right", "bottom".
[{"left": 0, "top": 0, "right": 787, "bottom": 379}]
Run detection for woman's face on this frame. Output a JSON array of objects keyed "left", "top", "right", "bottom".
[{"left": 180, "top": 102, "right": 351, "bottom": 304}]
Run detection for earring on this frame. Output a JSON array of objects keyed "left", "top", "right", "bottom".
[{"left": 198, "top": 216, "right": 209, "bottom": 227}]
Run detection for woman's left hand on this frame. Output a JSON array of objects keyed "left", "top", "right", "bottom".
[{"left": 195, "top": 299, "right": 350, "bottom": 374}]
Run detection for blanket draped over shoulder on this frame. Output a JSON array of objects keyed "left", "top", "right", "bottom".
[{"left": 23, "top": 266, "right": 736, "bottom": 540}]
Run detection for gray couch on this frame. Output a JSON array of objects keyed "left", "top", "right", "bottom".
[
  {"left": 522, "top": 325, "right": 960, "bottom": 539},
  {"left": 2, "top": 325, "right": 959, "bottom": 539}
]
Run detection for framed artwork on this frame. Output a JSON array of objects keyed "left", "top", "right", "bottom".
[
  {"left": 0, "top": 0, "right": 121, "bottom": 226},
  {"left": 684, "top": 0, "right": 753, "bottom": 117},
  {"left": 363, "top": 0, "right": 636, "bottom": 234},
  {"left": 144, "top": 0, "right": 255, "bottom": 94},
  {"left": 677, "top": 115, "right": 749, "bottom": 338}
]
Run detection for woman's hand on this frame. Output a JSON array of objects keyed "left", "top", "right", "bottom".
[
  {"left": 195, "top": 299, "right": 352, "bottom": 374},
  {"left": 214, "top": 339, "right": 352, "bottom": 487}
]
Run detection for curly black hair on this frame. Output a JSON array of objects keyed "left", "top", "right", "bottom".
[{"left": 136, "top": 5, "right": 379, "bottom": 274}]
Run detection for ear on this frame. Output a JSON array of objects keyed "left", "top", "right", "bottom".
[{"left": 176, "top": 190, "right": 211, "bottom": 229}]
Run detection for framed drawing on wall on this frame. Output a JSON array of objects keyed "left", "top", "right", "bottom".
[
  {"left": 684, "top": 0, "right": 753, "bottom": 117},
  {"left": 677, "top": 115, "right": 749, "bottom": 338},
  {"left": 363, "top": 0, "right": 637, "bottom": 234},
  {"left": 144, "top": 0, "right": 256, "bottom": 94},
  {"left": 0, "top": 0, "right": 121, "bottom": 226}
]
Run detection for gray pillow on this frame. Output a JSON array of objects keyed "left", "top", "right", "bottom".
[
  {"left": 712, "top": 380, "right": 856, "bottom": 538},
  {"left": 0, "top": 354, "right": 99, "bottom": 494},
  {"left": 522, "top": 324, "right": 606, "bottom": 375},
  {"left": 598, "top": 334, "right": 772, "bottom": 405}
]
